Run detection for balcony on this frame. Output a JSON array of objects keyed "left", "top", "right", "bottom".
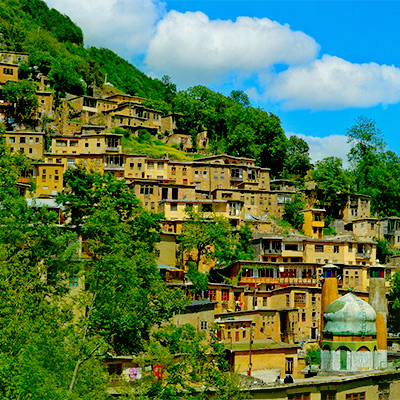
[
  {"left": 263, "top": 248, "right": 282, "bottom": 254},
  {"left": 356, "top": 252, "right": 371, "bottom": 258},
  {"left": 106, "top": 146, "right": 120, "bottom": 152},
  {"left": 104, "top": 164, "right": 124, "bottom": 170}
]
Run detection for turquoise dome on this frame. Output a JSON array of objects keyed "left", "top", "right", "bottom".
[{"left": 323, "top": 292, "right": 376, "bottom": 336}]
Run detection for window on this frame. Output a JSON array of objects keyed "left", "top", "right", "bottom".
[
  {"left": 286, "top": 294, "right": 290, "bottom": 307},
  {"left": 194, "top": 170, "right": 199, "bottom": 179},
  {"left": 207, "top": 289, "right": 216, "bottom": 301},
  {"left": 29, "top": 138, "right": 33, "bottom": 144},
  {"left": 321, "top": 393, "right": 336, "bottom": 400},
  {"left": 3, "top": 67, "right": 14, "bottom": 75},
  {"left": 345, "top": 393, "right": 365, "bottom": 400},
  {"left": 348, "top": 243, "right": 353, "bottom": 252},
  {"left": 285, "top": 358, "right": 293, "bottom": 374},
  {"left": 221, "top": 289, "right": 229, "bottom": 301},
  {"left": 313, "top": 213, "right": 322, "bottom": 221},
  {"left": 36, "top": 138, "right": 39, "bottom": 143},
  {"left": 138, "top": 163, "right": 142, "bottom": 170},
  {"left": 294, "top": 293, "right": 306, "bottom": 307},
  {"left": 8, "top": 137, "right": 15, "bottom": 143},
  {"left": 67, "top": 158, "right": 76, "bottom": 167},
  {"left": 170, "top": 203, "right": 177, "bottom": 212},
  {"left": 242, "top": 330, "right": 246, "bottom": 338},
  {"left": 315, "top": 245, "right": 324, "bottom": 252},
  {"left": 263, "top": 297, "right": 268, "bottom": 307},
  {"left": 171, "top": 166, "right": 176, "bottom": 175},
  {"left": 56, "top": 140, "right": 67, "bottom": 147},
  {"left": 288, "top": 395, "right": 310, "bottom": 400},
  {"left": 19, "top": 137, "right": 26, "bottom": 144},
  {"left": 157, "top": 162, "right": 164, "bottom": 170},
  {"left": 107, "top": 363, "right": 123, "bottom": 376},
  {"left": 140, "top": 185, "right": 154, "bottom": 196},
  {"left": 29, "top": 148, "right": 32, "bottom": 154},
  {"left": 148, "top": 162, "right": 154, "bottom": 169},
  {"left": 70, "top": 141, "right": 78, "bottom": 147},
  {"left": 334, "top": 246, "right": 339, "bottom": 253}
]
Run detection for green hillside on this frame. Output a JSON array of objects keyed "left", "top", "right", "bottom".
[
  {"left": 0, "top": 0, "right": 169, "bottom": 99},
  {"left": 0, "top": 0, "right": 294, "bottom": 178}
]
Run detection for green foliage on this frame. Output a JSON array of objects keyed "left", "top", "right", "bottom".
[
  {"left": 121, "top": 132, "right": 194, "bottom": 161},
  {"left": 375, "top": 238, "right": 393, "bottom": 264},
  {"left": 388, "top": 270, "right": 400, "bottom": 333},
  {"left": 283, "top": 135, "right": 312, "bottom": 178},
  {"left": 49, "top": 57, "right": 85, "bottom": 97},
  {"left": 172, "top": 86, "right": 287, "bottom": 175},
  {"left": 236, "top": 223, "right": 254, "bottom": 261},
  {"left": 88, "top": 47, "right": 170, "bottom": 100},
  {"left": 283, "top": 194, "right": 305, "bottom": 230},
  {"left": 305, "top": 343, "right": 321, "bottom": 365},
  {"left": 20, "top": 0, "right": 83, "bottom": 45},
  {"left": 58, "top": 167, "right": 187, "bottom": 356},
  {"left": 229, "top": 89, "right": 250, "bottom": 107},
  {"left": 346, "top": 116, "right": 400, "bottom": 217},
  {"left": 312, "top": 156, "right": 350, "bottom": 218},
  {"left": 179, "top": 210, "right": 252, "bottom": 271},
  {"left": 3, "top": 80, "right": 39, "bottom": 122},
  {"left": 0, "top": 143, "right": 108, "bottom": 398},
  {"left": 129, "top": 324, "right": 250, "bottom": 399},
  {"left": 187, "top": 262, "right": 209, "bottom": 294}
]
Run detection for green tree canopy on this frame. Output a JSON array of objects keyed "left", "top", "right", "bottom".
[
  {"left": 312, "top": 156, "right": 350, "bottom": 218},
  {"left": 3, "top": 80, "right": 39, "bottom": 122},
  {"left": 283, "top": 135, "right": 312, "bottom": 178}
]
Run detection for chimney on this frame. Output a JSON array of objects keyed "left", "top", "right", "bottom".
[
  {"left": 369, "top": 260, "right": 388, "bottom": 368},
  {"left": 320, "top": 261, "right": 339, "bottom": 343}
]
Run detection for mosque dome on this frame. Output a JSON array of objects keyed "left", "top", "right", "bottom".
[{"left": 323, "top": 291, "right": 377, "bottom": 336}]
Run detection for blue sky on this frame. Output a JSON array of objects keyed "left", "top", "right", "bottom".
[{"left": 45, "top": 0, "right": 400, "bottom": 164}]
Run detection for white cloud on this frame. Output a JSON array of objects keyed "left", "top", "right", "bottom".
[
  {"left": 45, "top": 0, "right": 165, "bottom": 57},
  {"left": 268, "top": 55, "right": 400, "bottom": 110},
  {"left": 290, "top": 133, "right": 351, "bottom": 168},
  {"left": 145, "top": 11, "right": 319, "bottom": 85}
]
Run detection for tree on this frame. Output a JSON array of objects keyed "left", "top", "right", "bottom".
[
  {"left": 3, "top": 80, "right": 39, "bottom": 122},
  {"left": 305, "top": 343, "right": 321, "bottom": 365},
  {"left": 57, "top": 168, "right": 187, "bottom": 392},
  {"left": 49, "top": 57, "right": 85, "bottom": 98},
  {"left": 0, "top": 144, "right": 107, "bottom": 398},
  {"left": 312, "top": 157, "right": 350, "bottom": 218},
  {"left": 283, "top": 193, "right": 305, "bottom": 230},
  {"left": 283, "top": 135, "right": 312, "bottom": 178},
  {"left": 375, "top": 239, "right": 393, "bottom": 265},
  {"left": 129, "top": 323, "right": 251, "bottom": 399},
  {"left": 388, "top": 271, "right": 400, "bottom": 334},
  {"left": 346, "top": 116, "right": 400, "bottom": 216},
  {"left": 229, "top": 90, "right": 250, "bottom": 107},
  {"left": 179, "top": 209, "right": 254, "bottom": 273},
  {"left": 347, "top": 116, "right": 386, "bottom": 168}
]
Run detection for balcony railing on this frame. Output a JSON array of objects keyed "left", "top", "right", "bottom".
[
  {"left": 356, "top": 252, "right": 371, "bottom": 258},
  {"left": 106, "top": 146, "right": 119, "bottom": 152},
  {"left": 263, "top": 248, "right": 282, "bottom": 254},
  {"left": 104, "top": 164, "right": 125, "bottom": 170}
]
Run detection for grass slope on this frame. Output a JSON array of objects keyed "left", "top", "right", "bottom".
[{"left": 122, "top": 136, "right": 194, "bottom": 161}]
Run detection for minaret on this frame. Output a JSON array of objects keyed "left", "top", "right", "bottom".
[
  {"left": 369, "top": 261, "right": 388, "bottom": 369},
  {"left": 320, "top": 262, "right": 339, "bottom": 343}
]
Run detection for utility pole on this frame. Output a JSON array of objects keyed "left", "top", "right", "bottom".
[{"left": 248, "top": 323, "right": 253, "bottom": 376}]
